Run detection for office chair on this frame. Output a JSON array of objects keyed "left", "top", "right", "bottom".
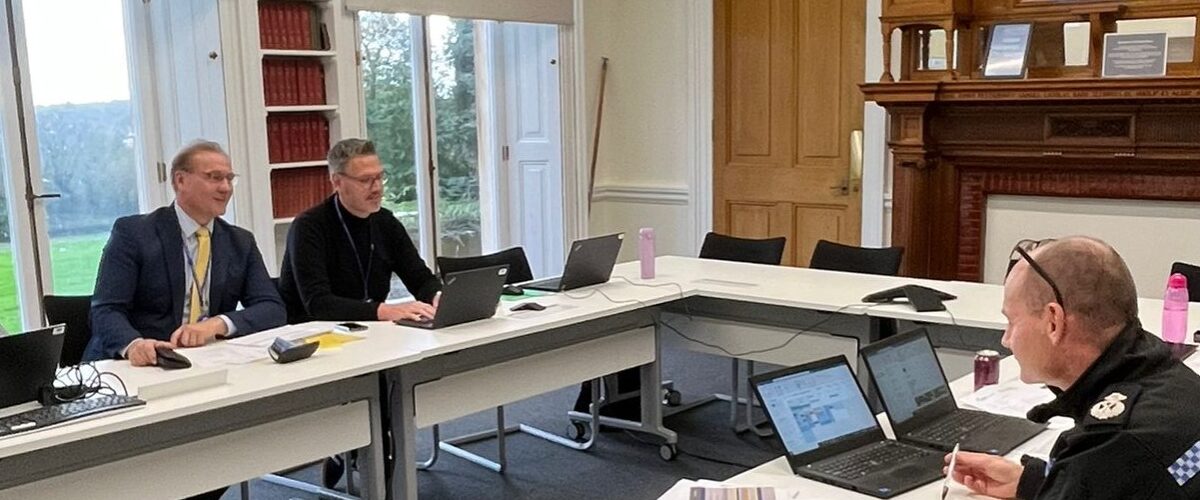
[
  {"left": 1170, "top": 262, "right": 1200, "bottom": 302},
  {"left": 416, "top": 247, "right": 602, "bottom": 473},
  {"left": 42, "top": 295, "right": 93, "bottom": 368},
  {"left": 809, "top": 239, "right": 904, "bottom": 276},
  {"left": 664, "top": 233, "right": 788, "bottom": 435}
]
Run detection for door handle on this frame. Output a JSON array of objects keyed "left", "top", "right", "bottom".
[
  {"left": 829, "top": 130, "right": 864, "bottom": 196},
  {"left": 29, "top": 192, "right": 62, "bottom": 201}
]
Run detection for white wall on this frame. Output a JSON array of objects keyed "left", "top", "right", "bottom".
[
  {"left": 984, "top": 195, "right": 1200, "bottom": 298},
  {"left": 578, "top": 0, "right": 707, "bottom": 262}
]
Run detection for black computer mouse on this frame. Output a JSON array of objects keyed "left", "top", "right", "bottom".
[
  {"left": 510, "top": 302, "right": 545, "bottom": 312},
  {"left": 155, "top": 345, "right": 192, "bottom": 370},
  {"left": 502, "top": 284, "right": 525, "bottom": 296}
]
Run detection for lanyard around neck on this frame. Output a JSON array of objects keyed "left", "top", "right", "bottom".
[
  {"left": 183, "top": 234, "right": 210, "bottom": 314},
  {"left": 334, "top": 194, "right": 374, "bottom": 301}
]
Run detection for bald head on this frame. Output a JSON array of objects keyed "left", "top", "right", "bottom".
[{"left": 1009, "top": 236, "right": 1138, "bottom": 339}]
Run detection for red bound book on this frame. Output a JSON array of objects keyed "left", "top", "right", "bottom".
[
  {"left": 257, "top": 3, "right": 269, "bottom": 48},
  {"left": 281, "top": 116, "right": 294, "bottom": 163},
  {"left": 298, "top": 61, "right": 313, "bottom": 105},
  {"left": 306, "top": 116, "right": 319, "bottom": 160},
  {"left": 268, "top": 4, "right": 282, "bottom": 49},
  {"left": 267, "top": 118, "right": 279, "bottom": 163},
  {"left": 320, "top": 118, "right": 330, "bottom": 154},
  {"left": 300, "top": 6, "right": 313, "bottom": 51},
  {"left": 316, "top": 64, "right": 326, "bottom": 104},
  {"left": 263, "top": 61, "right": 277, "bottom": 106},
  {"left": 288, "top": 4, "right": 303, "bottom": 50},
  {"left": 283, "top": 60, "right": 297, "bottom": 105}
]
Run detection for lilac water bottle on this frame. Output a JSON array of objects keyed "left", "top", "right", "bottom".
[
  {"left": 1163, "top": 273, "right": 1189, "bottom": 343},
  {"left": 639, "top": 227, "right": 656, "bottom": 279}
]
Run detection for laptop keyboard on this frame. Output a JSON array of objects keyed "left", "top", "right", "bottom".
[
  {"left": 909, "top": 410, "right": 1002, "bottom": 443},
  {"left": 813, "top": 441, "right": 934, "bottom": 480}
]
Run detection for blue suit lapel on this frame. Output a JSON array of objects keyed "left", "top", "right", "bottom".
[
  {"left": 209, "top": 221, "right": 229, "bottom": 315},
  {"left": 155, "top": 207, "right": 185, "bottom": 327}
]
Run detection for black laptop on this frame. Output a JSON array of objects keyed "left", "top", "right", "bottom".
[
  {"left": 0, "top": 325, "right": 65, "bottom": 408},
  {"left": 750, "top": 356, "right": 944, "bottom": 499},
  {"left": 394, "top": 265, "right": 508, "bottom": 329},
  {"left": 860, "top": 328, "right": 1046, "bottom": 455},
  {"left": 522, "top": 233, "right": 624, "bottom": 292}
]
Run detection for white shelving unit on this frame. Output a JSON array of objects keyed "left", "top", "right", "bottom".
[{"left": 224, "top": 0, "right": 363, "bottom": 272}]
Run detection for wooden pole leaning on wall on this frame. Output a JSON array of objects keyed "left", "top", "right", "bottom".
[{"left": 587, "top": 57, "right": 609, "bottom": 214}]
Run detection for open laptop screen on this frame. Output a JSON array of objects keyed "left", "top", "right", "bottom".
[
  {"left": 756, "top": 362, "right": 878, "bottom": 456},
  {"left": 863, "top": 332, "right": 951, "bottom": 425}
]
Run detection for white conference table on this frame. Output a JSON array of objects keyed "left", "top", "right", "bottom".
[
  {"left": 722, "top": 340, "right": 1200, "bottom": 500},
  {"left": 4, "top": 256, "right": 1198, "bottom": 500}
]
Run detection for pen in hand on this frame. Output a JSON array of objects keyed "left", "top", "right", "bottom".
[{"left": 942, "top": 442, "right": 961, "bottom": 500}]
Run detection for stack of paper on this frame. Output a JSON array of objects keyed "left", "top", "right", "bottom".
[{"left": 958, "top": 379, "right": 1055, "bottom": 419}]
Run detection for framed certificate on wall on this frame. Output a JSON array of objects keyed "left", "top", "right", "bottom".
[{"left": 983, "top": 23, "right": 1033, "bottom": 79}]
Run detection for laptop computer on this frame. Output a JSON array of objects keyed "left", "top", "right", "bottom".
[
  {"left": 523, "top": 233, "right": 624, "bottom": 292},
  {"left": 750, "top": 356, "right": 944, "bottom": 499},
  {"left": 0, "top": 325, "right": 66, "bottom": 408},
  {"left": 394, "top": 265, "right": 508, "bottom": 329},
  {"left": 860, "top": 328, "right": 1046, "bottom": 455}
]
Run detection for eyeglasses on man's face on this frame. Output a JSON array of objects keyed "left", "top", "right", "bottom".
[
  {"left": 193, "top": 170, "right": 239, "bottom": 186},
  {"left": 338, "top": 172, "right": 386, "bottom": 187}
]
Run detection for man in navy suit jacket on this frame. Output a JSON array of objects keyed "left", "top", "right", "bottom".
[{"left": 85, "top": 140, "right": 285, "bottom": 366}]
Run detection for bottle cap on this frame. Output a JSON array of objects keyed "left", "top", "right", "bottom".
[{"left": 1169, "top": 273, "right": 1188, "bottom": 290}]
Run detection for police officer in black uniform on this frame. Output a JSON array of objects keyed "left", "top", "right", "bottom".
[{"left": 947, "top": 236, "right": 1200, "bottom": 499}]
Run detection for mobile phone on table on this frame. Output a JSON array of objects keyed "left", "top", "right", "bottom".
[{"left": 336, "top": 321, "right": 369, "bottom": 332}]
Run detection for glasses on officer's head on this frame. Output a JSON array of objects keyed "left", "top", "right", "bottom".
[{"left": 1011, "top": 245, "right": 1066, "bottom": 309}]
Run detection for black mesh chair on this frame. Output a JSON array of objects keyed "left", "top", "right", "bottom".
[
  {"left": 1170, "top": 262, "right": 1200, "bottom": 302},
  {"left": 809, "top": 239, "right": 903, "bottom": 276},
  {"left": 418, "top": 247, "right": 595, "bottom": 473},
  {"left": 42, "top": 295, "right": 93, "bottom": 367},
  {"left": 437, "top": 247, "right": 534, "bottom": 284}
]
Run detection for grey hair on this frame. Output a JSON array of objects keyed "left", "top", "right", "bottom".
[
  {"left": 171, "top": 140, "right": 228, "bottom": 176},
  {"left": 328, "top": 138, "right": 377, "bottom": 175}
]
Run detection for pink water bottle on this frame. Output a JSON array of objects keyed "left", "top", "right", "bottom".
[
  {"left": 639, "top": 227, "right": 655, "bottom": 279},
  {"left": 1163, "top": 273, "right": 1189, "bottom": 343}
]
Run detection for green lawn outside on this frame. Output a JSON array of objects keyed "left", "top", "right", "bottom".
[{"left": 0, "top": 234, "right": 108, "bottom": 331}]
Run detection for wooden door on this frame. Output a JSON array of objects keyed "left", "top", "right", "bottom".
[{"left": 713, "top": 0, "right": 865, "bottom": 267}]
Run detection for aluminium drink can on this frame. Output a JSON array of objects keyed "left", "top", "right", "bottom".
[{"left": 974, "top": 349, "right": 1000, "bottom": 390}]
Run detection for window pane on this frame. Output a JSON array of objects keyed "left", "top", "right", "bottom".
[
  {"left": 358, "top": 11, "right": 421, "bottom": 298},
  {"left": 0, "top": 121, "right": 17, "bottom": 331},
  {"left": 429, "top": 16, "right": 481, "bottom": 258},
  {"left": 22, "top": 0, "right": 140, "bottom": 295}
]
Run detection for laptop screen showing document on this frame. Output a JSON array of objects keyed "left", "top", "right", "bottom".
[
  {"left": 756, "top": 360, "right": 879, "bottom": 456},
  {"left": 862, "top": 330, "right": 955, "bottom": 427}
]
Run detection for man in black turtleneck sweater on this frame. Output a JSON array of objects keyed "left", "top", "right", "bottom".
[
  {"left": 279, "top": 138, "right": 440, "bottom": 323},
  {"left": 946, "top": 237, "right": 1200, "bottom": 499}
]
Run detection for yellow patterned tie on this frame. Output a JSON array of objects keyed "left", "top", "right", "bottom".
[{"left": 188, "top": 227, "right": 211, "bottom": 324}]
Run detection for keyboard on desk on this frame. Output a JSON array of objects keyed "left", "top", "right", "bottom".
[
  {"left": 908, "top": 410, "right": 1002, "bottom": 444},
  {"left": 0, "top": 395, "right": 145, "bottom": 438},
  {"left": 812, "top": 441, "right": 935, "bottom": 480}
]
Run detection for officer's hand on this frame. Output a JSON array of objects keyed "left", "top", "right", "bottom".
[
  {"left": 378, "top": 301, "right": 436, "bottom": 322},
  {"left": 945, "top": 451, "right": 1022, "bottom": 499},
  {"left": 127, "top": 339, "right": 174, "bottom": 367},
  {"left": 170, "top": 317, "right": 228, "bottom": 347}
]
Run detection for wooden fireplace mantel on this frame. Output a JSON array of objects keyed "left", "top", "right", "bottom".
[{"left": 861, "top": 77, "right": 1200, "bottom": 280}]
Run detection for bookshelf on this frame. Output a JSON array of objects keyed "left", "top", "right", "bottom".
[{"left": 231, "top": 0, "right": 363, "bottom": 271}]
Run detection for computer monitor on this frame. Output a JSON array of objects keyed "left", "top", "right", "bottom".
[{"left": 0, "top": 325, "right": 66, "bottom": 408}]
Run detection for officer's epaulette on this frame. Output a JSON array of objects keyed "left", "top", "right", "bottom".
[{"left": 1081, "top": 382, "right": 1142, "bottom": 428}]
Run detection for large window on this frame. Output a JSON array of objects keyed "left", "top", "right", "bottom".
[
  {"left": 0, "top": 0, "right": 151, "bottom": 330},
  {"left": 359, "top": 12, "right": 565, "bottom": 298}
]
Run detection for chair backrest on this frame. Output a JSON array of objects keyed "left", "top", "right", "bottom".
[
  {"left": 437, "top": 247, "right": 534, "bottom": 284},
  {"left": 808, "top": 239, "right": 903, "bottom": 276},
  {"left": 1170, "top": 262, "right": 1200, "bottom": 302},
  {"left": 42, "top": 295, "right": 93, "bottom": 367},
  {"left": 698, "top": 232, "right": 787, "bottom": 265}
]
